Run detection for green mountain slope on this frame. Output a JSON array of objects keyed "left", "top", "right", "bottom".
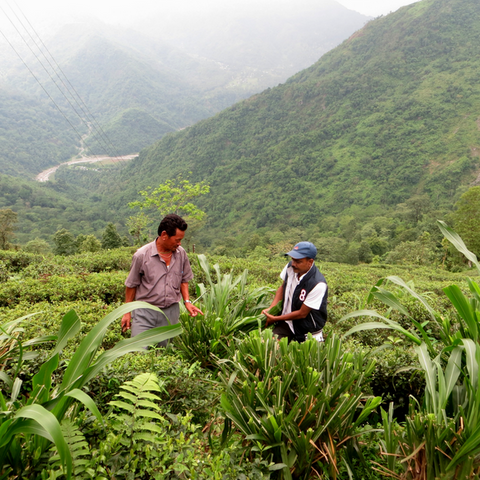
[
  {"left": 86, "top": 108, "right": 175, "bottom": 156},
  {"left": 0, "top": 86, "right": 77, "bottom": 178},
  {"left": 103, "top": 0, "right": 480, "bottom": 242},
  {"left": 0, "top": 174, "right": 117, "bottom": 244},
  {"left": 46, "top": 35, "right": 215, "bottom": 128}
]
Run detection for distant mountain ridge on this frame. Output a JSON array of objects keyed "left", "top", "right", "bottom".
[
  {"left": 0, "top": 2, "right": 369, "bottom": 173},
  {"left": 98, "top": 0, "right": 480, "bottom": 245}
]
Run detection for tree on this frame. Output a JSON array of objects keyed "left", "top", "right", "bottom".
[
  {"left": 53, "top": 228, "right": 77, "bottom": 256},
  {"left": 127, "top": 212, "right": 150, "bottom": 246},
  {"left": 129, "top": 177, "right": 210, "bottom": 223},
  {"left": 101, "top": 223, "right": 123, "bottom": 250},
  {"left": 0, "top": 209, "right": 18, "bottom": 250},
  {"left": 452, "top": 187, "right": 480, "bottom": 258},
  {"left": 79, "top": 234, "right": 102, "bottom": 253},
  {"left": 23, "top": 237, "right": 50, "bottom": 255}
]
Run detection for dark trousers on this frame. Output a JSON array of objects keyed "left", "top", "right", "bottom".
[{"left": 272, "top": 321, "right": 294, "bottom": 342}]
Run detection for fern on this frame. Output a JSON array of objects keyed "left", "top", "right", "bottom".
[
  {"left": 109, "top": 372, "right": 166, "bottom": 444},
  {"left": 47, "top": 420, "right": 92, "bottom": 479}
]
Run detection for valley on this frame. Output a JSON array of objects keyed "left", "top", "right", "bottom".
[
  {"left": 35, "top": 154, "right": 137, "bottom": 182},
  {"left": 0, "top": 0, "right": 479, "bottom": 268}
]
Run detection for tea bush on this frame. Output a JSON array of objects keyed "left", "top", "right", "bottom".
[
  {"left": 85, "top": 350, "right": 220, "bottom": 424},
  {"left": 0, "top": 272, "right": 126, "bottom": 307}
]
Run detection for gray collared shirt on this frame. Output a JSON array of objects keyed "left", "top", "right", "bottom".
[{"left": 125, "top": 239, "right": 193, "bottom": 308}]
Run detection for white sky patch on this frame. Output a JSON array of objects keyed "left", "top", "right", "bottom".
[
  {"left": 7, "top": 0, "right": 422, "bottom": 28},
  {"left": 337, "top": 0, "right": 419, "bottom": 16}
]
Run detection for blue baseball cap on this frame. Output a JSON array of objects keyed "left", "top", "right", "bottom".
[{"left": 285, "top": 241, "right": 317, "bottom": 259}]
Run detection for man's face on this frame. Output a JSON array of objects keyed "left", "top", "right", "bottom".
[
  {"left": 290, "top": 256, "right": 313, "bottom": 276},
  {"left": 160, "top": 228, "right": 185, "bottom": 252}
]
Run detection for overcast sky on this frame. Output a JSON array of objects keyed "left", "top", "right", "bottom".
[
  {"left": 7, "top": 0, "right": 420, "bottom": 28},
  {"left": 338, "top": 0, "right": 419, "bottom": 16}
]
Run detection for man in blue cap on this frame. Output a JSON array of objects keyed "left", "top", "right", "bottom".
[{"left": 262, "top": 241, "right": 328, "bottom": 343}]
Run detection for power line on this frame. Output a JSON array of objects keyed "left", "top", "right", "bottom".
[
  {"left": 6, "top": 0, "right": 125, "bottom": 161},
  {"left": 0, "top": 1, "right": 126, "bottom": 166}
]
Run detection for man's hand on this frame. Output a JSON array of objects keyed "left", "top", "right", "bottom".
[
  {"left": 185, "top": 302, "right": 204, "bottom": 317},
  {"left": 263, "top": 311, "right": 278, "bottom": 327},
  {"left": 121, "top": 312, "right": 131, "bottom": 333}
]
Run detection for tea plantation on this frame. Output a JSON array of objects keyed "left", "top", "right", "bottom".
[{"left": 1, "top": 244, "right": 479, "bottom": 479}]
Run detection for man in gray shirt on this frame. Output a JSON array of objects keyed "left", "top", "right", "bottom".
[{"left": 121, "top": 214, "right": 203, "bottom": 346}]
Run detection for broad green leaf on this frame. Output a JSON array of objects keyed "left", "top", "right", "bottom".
[
  {"left": 444, "top": 347, "right": 462, "bottom": 400},
  {"left": 65, "top": 389, "right": 103, "bottom": 425},
  {"left": 11, "top": 378, "right": 22, "bottom": 403},
  {"left": 14, "top": 406, "right": 72, "bottom": 478},
  {"left": 79, "top": 324, "right": 182, "bottom": 387},
  {"left": 385, "top": 276, "right": 437, "bottom": 322},
  {"left": 339, "top": 309, "right": 384, "bottom": 323},
  {"left": 414, "top": 343, "right": 437, "bottom": 415},
  {"left": 51, "top": 310, "right": 81, "bottom": 357},
  {"left": 372, "top": 289, "right": 410, "bottom": 316},
  {"left": 461, "top": 339, "right": 478, "bottom": 389},
  {"left": 32, "top": 354, "right": 59, "bottom": 404},
  {"left": 344, "top": 322, "right": 396, "bottom": 337},
  {"left": 444, "top": 285, "right": 478, "bottom": 341},
  {"left": 60, "top": 301, "right": 162, "bottom": 392},
  {"left": 109, "top": 401, "right": 135, "bottom": 413},
  {"left": 136, "top": 410, "right": 163, "bottom": 421},
  {"left": 438, "top": 220, "right": 480, "bottom": 273},
  {"left": 23, "top": 335, "right": 57, "bottom": 347}
]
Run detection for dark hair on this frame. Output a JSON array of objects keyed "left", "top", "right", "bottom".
[{"left": 158, "top": 214, "right": 188, "bottom": 237}]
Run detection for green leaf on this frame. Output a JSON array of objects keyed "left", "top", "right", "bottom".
[
  {"left": 372, "top": 289, "right": 410, "bottom": 316},
  {"left": 32, "top": 354, "right": 59, "bottom": 404},
  {"left": 51, "top": 309, "right": 81, "bottom": 357},
  {"left": 444, "top": 347, "right": 462, "bottom": 400},
  {"left": 385, "top": 276, "right": 437, "bottom": 322},
  {"left": 461, "top": 339, "right": 478, "bottom": 389},
  {"left": 109, "top": 400, "right": 135, "bottom": 413},
  {"left": 65, "top": 389, "right": 104, "bottom": 425},
  {"left": 60, "top": 301, "right": 164, "bottom": 392},
  {"left": 438, "top": 220, "right": 480, "bottom": 274},
  {"left": 14, "top": 406, "right": 72, "bottom": 478},
  {"left": 79, "top": 324, "right": 182, "bottom": 387}
]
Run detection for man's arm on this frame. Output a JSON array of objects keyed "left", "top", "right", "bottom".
[
  {"left": 180, "top": 283, "right": 204, "bottom": 317},
  {"left": 121, "top": 286, "right": 136, "bottom": 333},
  {"left": 264, "top": 281, "right": 326, "bottom": 327},
  {"left": 264, "top": 303, "right": 312, "bottom": 327}
]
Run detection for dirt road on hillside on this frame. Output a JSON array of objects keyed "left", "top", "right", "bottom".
[{"left": 35, "top": 154, "right": 138, "bottom": 182}]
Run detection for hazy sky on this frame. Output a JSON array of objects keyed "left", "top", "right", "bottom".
[
  {"left": 338, "top": 0, "right": 419, "bottom": 16},
  {"left": 8, "top": 0, "right": 420, "bottom": 27}
]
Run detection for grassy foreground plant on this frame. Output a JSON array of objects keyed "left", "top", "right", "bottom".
[
  {"left": 175, "top": 254, "right": 271, "bottom": 367},
  {"left": 376, "top": 340, "right": 480, "bottom": 479},
  {"left": 0, "top": 301, "right": 182, "bottom": 479},
  {"left": 219, "top": 329, "right": 381, "bottom": 479},
  {"left": 340, "top": 221, "right": 480, "bottom": 478}
]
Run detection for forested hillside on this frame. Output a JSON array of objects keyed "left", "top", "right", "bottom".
[
  {"left": 0, "top": 86, "right": 77, "bottom": 177},
  {"left": 0, "top": 174, "right": 118, "bottom": 244},
  {"left": 84, "top": 0, "right": 480, "bottom": 254},
  {"left": 0, "top": 2, "right": 368, "bottom": 174}
]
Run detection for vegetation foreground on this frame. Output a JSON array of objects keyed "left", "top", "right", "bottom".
[{"left": 1, "top": 223, "right": 480, "bottom": 479}]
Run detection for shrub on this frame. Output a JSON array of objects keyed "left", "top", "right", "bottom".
[{"left": 220, "top": 330, "right": 381, "bottom": 479}]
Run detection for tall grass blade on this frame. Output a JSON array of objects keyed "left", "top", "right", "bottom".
[
  {"left": 60, "top": 301, "right": 160, "bottom": 391},
  {"left": 438, "top": 220, "right": 480, "bottom": 273},
  {"left": 13, "top": 405, "right": 72, "bottom": 478},
  {"left": 51, "top": 309, "right": 81, "bottom": 357},
  {"left": 461, "top": 339, "right": 478, "bottom": 389},
  {"left": 385, "top": 276, "right": 437, "bottom": 322},
  {"left": 444, "top": 285, "right": 478, "bottom": 341}
]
